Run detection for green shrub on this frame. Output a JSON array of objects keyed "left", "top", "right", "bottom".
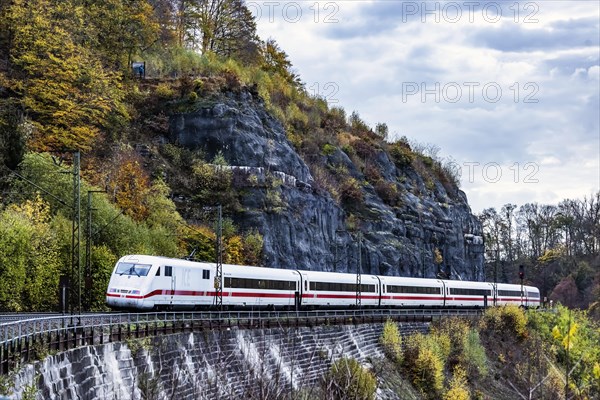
[
  {"left": 155, "top": 82, "right": 176, "bottom": 98},
  {"left": 374, "top": 180, "right": 399, "bottom": 206},
  {"left": 340, "top": 177, "right": 363, "bottom": 205},
  {"left": 322, "top": 143, "right": 337, "bottom": 156},
  {"left": 462, "top": 329, "right": 488, "bottom": 377},
  {"left": 324, "top": 357, "right": 377, "bottom": 400},
  {"left": 388, "top": 140, "right": 415, "bottom": 167},
  {"left": 242, "top": 229, "right": 263, "bottom": 266},
  {"left": 380, "top": 319, "right": 402, "bottom": 364}
]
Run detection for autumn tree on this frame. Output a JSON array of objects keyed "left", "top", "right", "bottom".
[
  {"left": 84, "top": 0, "right": 160, "bottom": 70},
  {"left": 108, "top": 158, "right": 151, "bottom": 220},
  {"left": 260, "top": 38, "right": 300, "bottom": 87},
  {"left": 5, "top": 0, "right": 129, "bottom": 151},
  {"left": 178, "top": 0, "right": 260, "bottom": 62}
]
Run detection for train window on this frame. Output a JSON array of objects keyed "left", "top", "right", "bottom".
[
  {"left": 202, "top": 270, "right": 210, "bottom": 280},
  {"left": 308, "top": 282, "right": 376, "bottom": 293},
  {"left": 224, "top": 277, "right": 295, "bottom": 290},
  {"left": 449, "top": 288, "right": 491, "bottom": 296},
  {"left": 305, "top": 281, "right": 308, "bottom": 291},
  {"left": 116, "top": 262, "right": 152, "bottom": 277},
  {"left": 498, "top": 290, "right": 522, "bottom": 297},
  {"left": 156, "top": 267, "right": 160, "bottom": 276},
  {"left": 165, "top": 266, "right": 172, "bottom": 277},
  {"left": 360, "top": 284, "right": 375, "bottom": 293},
  {"left": 387, "top": 285, "right": 440, "bottom": 294}
]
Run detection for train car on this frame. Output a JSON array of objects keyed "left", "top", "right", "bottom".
[
  {"left": 443, "top": 280, "right": 494, "bottom": 308},
  {"left": 494, "top": 283, "right": 524, "bottom": 306},
  {"left": 222, "top": 264, "right": 300, "bottom": 309},
  {"left": 523, "top": 285, "right": 541, "bottom": 308},
  {"left": 492, "top": 283, "right": 542, "bottom": 308},
  {"left": 379, "top": 276, "right": 445, "bottom": 307},
  {"left": 299, "top": 270, "right": 380, "bottom": 308},
  {"left": 106, "top": 255, "right": 301, "bottom": 310}
]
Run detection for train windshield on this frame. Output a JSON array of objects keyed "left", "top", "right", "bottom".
[{"left": 116, "top": 262, "right": 151, "bottom": 277}]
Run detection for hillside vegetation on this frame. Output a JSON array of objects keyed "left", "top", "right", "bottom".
[
  {"left": 0, "top": 0, "right": 598, "bottom": 314},
  {"left": 369, "top": 306, "right": 600, "bottom": 400}
]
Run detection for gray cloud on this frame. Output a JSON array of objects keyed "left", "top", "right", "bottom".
[{"left": 469, "top": 17, "right": 599, "bottom": 52}]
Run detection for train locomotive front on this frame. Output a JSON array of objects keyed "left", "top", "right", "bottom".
[{"left": 106, "top": 255, "right": 157, "bottom": 310}]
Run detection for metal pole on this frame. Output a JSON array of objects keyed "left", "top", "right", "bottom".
[
  {"left": 494, "top": 250, "right": 498, "bottom": 306},
  {"left": 85, "top": 190, "right": 105, "bottom": 310},
  {"left": 215, "top": 205, "right": 223, "bottom": 310},
  {"left": 85, "top": 191, "right": 92, "bottom": 310},
  {"left": 70, "top": 151, "right": 81, "bottom": 320},
  {"left": 565, "top": 309, "right": 570, "bottom": 400},
  {"left": 356, "top": 232, "right": 362, "bottom": 308}
]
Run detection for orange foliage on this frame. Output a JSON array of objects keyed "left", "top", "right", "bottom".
[{"left": 108, "top": 158, "right": 150, "bottom": 220}]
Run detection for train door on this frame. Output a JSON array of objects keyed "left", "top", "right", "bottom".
[
  {"left": 165, "top": 265, "right": 175, "bottom": 306},
  {"left": 375, "top": 276, "right": 382, "bottom": 307},
  {"left": 294, "top": 271, "right": 302, "bottom": 310},
  {"left": 440, "top": 280, "right": 446, "bottom": 307}
]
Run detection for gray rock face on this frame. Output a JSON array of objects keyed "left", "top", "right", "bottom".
[{"left": 168, "top": 92, "right": 484, "bottom": 280}]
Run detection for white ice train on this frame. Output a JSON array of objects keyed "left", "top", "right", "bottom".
[{"left": 106, "top": 254, "right": 541, "bottom": 311}]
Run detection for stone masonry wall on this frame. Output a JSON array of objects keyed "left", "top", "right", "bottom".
[{"left": 8, "top": 322, "right": 429, "bottom": 399}]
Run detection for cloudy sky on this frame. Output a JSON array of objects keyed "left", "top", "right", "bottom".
[{"left": 251, "top": 0, "right": 600, "bottom": 213}]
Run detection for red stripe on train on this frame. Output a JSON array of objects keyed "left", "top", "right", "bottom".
[{"left": 107, "top": 291, "right": 541, "bottom": 302}]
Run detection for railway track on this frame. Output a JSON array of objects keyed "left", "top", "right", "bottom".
[{"left": 0, "top": 313, "right": 62, "bottom": 323}]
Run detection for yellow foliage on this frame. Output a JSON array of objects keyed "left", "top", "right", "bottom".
[
  {"left": 481, "top": 305, "right": 528, "bottom": 339},
  {"left": 434, "top": 247, "right": 443, "bottom": 265},
  {"left": 225, "top": 235, "right": 244, "bottom": 264},
  {"left": 444, "top": 366, "right": 471, "bottom": 400},
  {"left": 380, "top": 319, "right": 402, "bottom": 363},
  {"left": 7, "top": 0, "right": 128, "bottom": 151},
  {"left": 552, "top": 322, "right": 578, "bottom": 350},
  {"left": 538, "top": 247, "right": 565, "bottom": 264},
  {"left": 404, "top": 333, "right": 446, "bottom": 397},
  {"left": 414, "top": 347, "right": 444, "bottom": 396},
  {"left": 8, "top": 194, "right": 51, "bottom": 225}
]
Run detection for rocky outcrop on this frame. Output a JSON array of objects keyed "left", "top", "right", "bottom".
[{"left": 167, "top": 91, "right": 484, "bottom": 280}]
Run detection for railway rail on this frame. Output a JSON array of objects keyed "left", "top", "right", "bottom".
[{"left": 0, "top": 308, "right": 481, "bottom": 376}]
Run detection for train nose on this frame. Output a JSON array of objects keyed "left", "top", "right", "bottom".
[{"left": 106, "top": 288, "right": 144, "bottom": 309}]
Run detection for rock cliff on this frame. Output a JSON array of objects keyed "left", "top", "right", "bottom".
[{"left": 166, "top": 91, "right": 484, "bottom": 280}]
